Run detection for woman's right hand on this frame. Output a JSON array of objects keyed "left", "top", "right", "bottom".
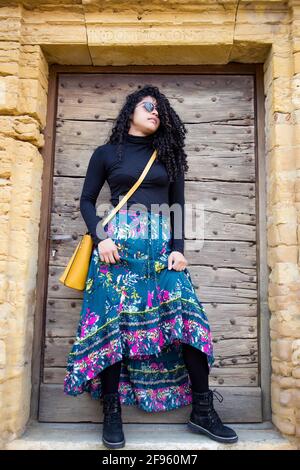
[{"left": 97, "top": 237, "right": 121, "bottom": 264}]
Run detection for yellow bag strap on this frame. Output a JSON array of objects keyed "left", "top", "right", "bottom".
[{"left": 100, "top": 148, "right": 157, "bottom": 228}]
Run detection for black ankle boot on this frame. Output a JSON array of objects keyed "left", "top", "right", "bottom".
[
  {"left": 102, "top": 392, "right": 125, "bottom": 449},
  {"left": 187, "top": 389, "right": 238, "bottom": 444}
]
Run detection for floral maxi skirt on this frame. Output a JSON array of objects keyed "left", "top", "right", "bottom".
[{"left": 64, "top": 208, "right": 215, "bottom": 412}]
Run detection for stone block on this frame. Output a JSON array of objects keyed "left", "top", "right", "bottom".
[
  {"left": 270, "top": 317, "right": 300, "bottom": 337},
  {"left": 0, "top": 340, "right": 6, "bottom": 368},
  {"left": 269, "top": 171, "right": 297, "bottom": 204},
  {"left": 269, "top": 146, "right": 296, "bottom": 172},
  {"left": 267, "top": 123, "right": 294, "bottom": 151},
  {"left": 272, "top": 38, "right": 293, "bottom": 78},
  {"left": 18, "top": 78, "right": 47, "bottom": 127},
  {"left": 271, "top": 339, "right": 293, "bottom": 361},
  {"left": 294, "top": 52, "right": 300, "bottom": 74},
  {"left": 267, "top": 224, "right": 297, "bottom": 246},
  {"left": 269, "top": 263, "right": 300, "bottom": 285},
  {"left": 0, "top": 75, "right": 47, "bottom": 126},
  {"left": 0, "top": 41, "right": 20, "bottom": 76},
  {"left": 0, "top": 116, "right": 44, "bottom": 147},
  {"left": 273, "top": 78, "right": 292, "bottom": 113},
  {"left": 21, "top": 7, "right": 87, "bottom": 45},
  {"left": 273, "top": 414, "right": 296, "bottom": 435},
  {"left": 0, "top": 75, "right": 19, "bottom": 113},
  {"left": 272, "top": 400, "right": 295, "bottom": 417},
  {"left": 292, "top": 340, "right": 300, "bottom": 366},
  {"left": 267, "top": 245, "right": 298, "bottom": 268},
  {"left": 18, "top": 45, "right": 48, "bottom": 91},
  {"left": 0, "top": 6, "right": 22, "bottom": 42},
  {"left": 291, "top": 75, "right": 300, "bottom": 109},
  {"left": 294, "top": 389, "right": 300, "bottom": 408},
  {"left": 292, "top": 367, "right": 300, "bottom": 379},
  {"left": 272, "top": 375, "right": 296, "bottom": 388}
]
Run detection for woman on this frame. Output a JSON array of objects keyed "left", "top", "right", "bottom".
[{"left": 63, "top": 85, "right": 238, "bottom": 448}]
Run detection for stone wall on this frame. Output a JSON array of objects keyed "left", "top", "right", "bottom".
[
  {"left": 0, "top": 0, "right": 299, "bottom": 449},
  {"left": 0, "top": 35, "right": 48, "bottom": 446}
]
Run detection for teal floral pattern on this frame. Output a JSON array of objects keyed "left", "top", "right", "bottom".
[{"left": 64, "top": 208, "right": 215, "bottom": 412}]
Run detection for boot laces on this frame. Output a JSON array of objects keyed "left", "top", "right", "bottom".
[
  {"left": 212, "top": 389, "right": 224, "bottom": 403},
  {"left": 103, "top": 393, "right": 122, "bottom": 423},
  {"left": 209, "top": 389, "right": 224, "bottom": 426}
]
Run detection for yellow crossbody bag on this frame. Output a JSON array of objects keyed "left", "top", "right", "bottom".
[{"left": 59, "top": 148, "right": 157, "bottom": 291}]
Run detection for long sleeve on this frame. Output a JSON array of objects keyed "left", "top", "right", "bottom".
[
  {"left": 80, "top": 146, "right": 108, "bottom": 245},
  {"left": 168, "top": 172, "right": 185, "bottom": 255}
]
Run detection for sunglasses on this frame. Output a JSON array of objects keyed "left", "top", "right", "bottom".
[{"left": 136, "top": 101, "right": 159, "bottom": 114}]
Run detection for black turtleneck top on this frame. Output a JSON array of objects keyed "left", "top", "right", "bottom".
[{"left": 79, "top": 132, "right": 185, "bottom": 254}]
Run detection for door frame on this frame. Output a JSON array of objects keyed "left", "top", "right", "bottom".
[{"left": 30, "top": 63, "right": 270, "bottom": 422}]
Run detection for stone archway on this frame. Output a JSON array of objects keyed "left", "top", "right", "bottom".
[{"left": 0, "top": 1, "right": 299, "bottom": 449}]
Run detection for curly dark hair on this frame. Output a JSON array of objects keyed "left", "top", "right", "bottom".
[{"left": 104, "top": 84, "right": 189, "bottom": 182}]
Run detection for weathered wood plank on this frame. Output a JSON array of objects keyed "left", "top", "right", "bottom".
[
  {"left": 55, "top": 121, "right": 255, "bottom": 146},
  {"left": 45, "top": 300, "right": 257, "bottom": 338},
  {"left": 39, "top": 384, "right": 262, "bottom": 423},
  {"left": 45, "top": 298, "right": 257, "bottom": 338},
  {"left": 44, "top": 365, "right": 258, "bottom": 387},
  {"left": 55, "top": 119, "right": 255, "bottom": 150},
  {"left": 50, "top": 210, "right": 256, "bottom": 254},
  {"left": 47, "top": 264, "right": 257, "bottom": 302},
  {"left": 43, "top": 337, "right": 258, "bottom": 368},
  {"left": 50, "top": 238, "right": 256, "bottom": 269},
  {"left": 54, "top": 120, "right": 255, "bottom": 182},
  {"left": 46, "top": 317, "right": 256, "bottom": 341},
  {"left": 52, "top": 177, "right": 256, "bottom": 216},
  {"left": 56, "top": 74, "right": 254, "bottom": 123}
]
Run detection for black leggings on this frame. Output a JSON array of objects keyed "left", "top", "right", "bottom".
[{"left": 100, "top": 343, "right": 209, "bottom": 395}]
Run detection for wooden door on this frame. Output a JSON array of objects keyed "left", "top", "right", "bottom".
[{"left": 38, "top": 71, "right": 262, "bottom": 423}]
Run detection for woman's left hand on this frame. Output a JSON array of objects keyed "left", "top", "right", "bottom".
[{"left": 168, "top": 251, "right": 188, "bottom": 271}]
